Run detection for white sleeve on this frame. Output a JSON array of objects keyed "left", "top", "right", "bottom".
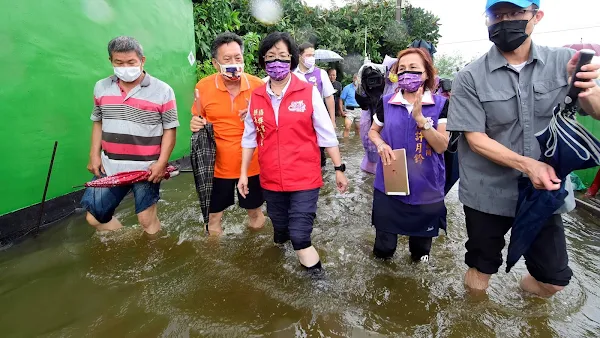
[
  {"left": 373, "top": 114, "right": 384, "bottom": 127},
  {"left": 311, "top": 87, "right": 339, "bottom": 147},
  {"left": 320, "top": 69, "right": 336, "bottom": 98},
  {"left": 241, "top": 98, "right": 258, "bottom": 148}
]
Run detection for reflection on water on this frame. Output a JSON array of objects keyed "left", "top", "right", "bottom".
[{"left": 1, "top": 136, "right": 599, "bottom": 337}]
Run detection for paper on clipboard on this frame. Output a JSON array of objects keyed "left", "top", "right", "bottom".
[{"left": 383, "top": 149, "right": 410, "bottom": 196}]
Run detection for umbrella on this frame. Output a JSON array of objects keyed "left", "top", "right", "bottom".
[
  {"left": 314, "top": 49, "right": 343, "bottom": 62},
  {"left": 190, "top": 123, "right": 216, "bottom": 227},
  {"left": 506, "top": 49, "right": 600, "bottom": 272},
  {"left": 80, "top": 165, "right": 179, "bottom": 188},
  {"left": 564, "top": 43, "right": 600, "bottom": 56}
]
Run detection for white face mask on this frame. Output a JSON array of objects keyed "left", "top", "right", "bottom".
[
  {"left": 114, "top": 66, "right": 142, "bottom": 82},
  {"left": 303, "top": 56, "right": 316, "bottom": 69},
  {"left": 218, "top": 63, "right": 244, "bottom": 81}
]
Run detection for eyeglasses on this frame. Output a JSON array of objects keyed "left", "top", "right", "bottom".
[
  {"left": 264, "top": 54, "right": 291, "bottom": 62},
  {"left": 485, "top": 9, "right": 537, "bottom": 24}
]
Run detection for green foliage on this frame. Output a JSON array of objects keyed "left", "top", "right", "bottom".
[
  {"left": 196, "top": 59, "right": 217, "bottom": 80},
  {"left": 242, "top": 32, "right": 265, "bottom": 77},
  {"left": 435, "top": 53, "right": 465, "bottom": 79},
  {"left": 195, "top": 0, "right": 441, "bottom": 79},
  {"left": 193, "top": 0, "right": 241, "bottom": 61}
]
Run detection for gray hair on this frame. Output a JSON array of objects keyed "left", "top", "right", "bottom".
[{"left": 108, "top": 36, "right": 144, "bottom": 60}]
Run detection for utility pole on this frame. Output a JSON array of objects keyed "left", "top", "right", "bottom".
[{"left": 396, "top": 0, "right": 402, "bottom": 22}]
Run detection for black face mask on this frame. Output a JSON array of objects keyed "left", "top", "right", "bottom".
[{"left": 488, "top": 19, "right": 530, "bottom": 52}]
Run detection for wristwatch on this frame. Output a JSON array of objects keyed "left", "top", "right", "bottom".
[
  {"left": 422, "top": 117, "right": 434, "bottom": 130},
  {"left": 334, "top": 163, "right": 346, "bottom": 172}
]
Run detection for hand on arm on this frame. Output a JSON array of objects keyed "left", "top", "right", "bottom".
[
  {"left": 238, "top": 105, "right": 258, "bottom": 198},
  {"left": 324, "top": 146, "right": 349, "bottom": 193},
  {"left": 190, "top": 88, "right": 207, "bottom": 132},
  {"left": 464, "top": 132, "right": 561, "bottom": 191},
  {"left": 148, "top": 128, "right": 176, "bottom": 183},
  {"left": 566, "top": 53, "right": 600, "bottom": 119},
  {"left": 237, "top": 148, "right": 255, "bottom": 198},
  {"left": 411, "top": 88, "right": 448, "bottom": 154},
  {"left": 368, "top": 123, "right": 396, "bottom": 166}
]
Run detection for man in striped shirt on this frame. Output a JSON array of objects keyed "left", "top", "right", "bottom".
[{"left": 81, "top": 36, "right": 179, "bottom": 235}]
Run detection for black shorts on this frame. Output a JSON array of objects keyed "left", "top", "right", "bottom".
[
  {"left": 209, "top": 175, "right": 264, "bottom": 214},
  {"left": 464, "top": 206, "right": 572, "bottom": 287}
]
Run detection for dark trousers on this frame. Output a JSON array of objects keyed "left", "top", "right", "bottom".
[
  {"left": 263, "top": 188, "right": 320, "bottom": 251},
  {"left": 464, "top": 206, "right": 572, "bottom": 286},
  {"left": 373, "top": 229, "right": 432, "bottom": 261}
]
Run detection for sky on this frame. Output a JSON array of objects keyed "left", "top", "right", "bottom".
[{"left": 302, "top": 0, "right": 600, "bottom": 60}]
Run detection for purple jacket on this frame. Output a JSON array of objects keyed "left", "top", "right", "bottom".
[{"left": 373, "top": 93, "right": 447, "bottom": 205}]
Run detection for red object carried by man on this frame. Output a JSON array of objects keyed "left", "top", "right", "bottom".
[{"left": 80, "top": 165, "right": 179, "bottom": 188}]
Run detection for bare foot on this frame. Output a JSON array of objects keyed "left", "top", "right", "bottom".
[
  {"left": 206, "top": 227, "right": 223, "bottom": 237},
  {"left": 207, "top": 212, "right": 224, "bottom": 237},
  {"left": 520, "top": 274, "right": 564, "bottom": 298},
  {"left": 464, "top": 268, "right": 491, "bottom": 293},
  {"left": 248, "top": 212, "right": 266, "bottom": 230}
]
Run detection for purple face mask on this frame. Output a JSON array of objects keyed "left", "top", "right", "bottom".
[
  {"left": 265, "top": 59, "right": 291, "bottom": 81},
  {"left": 397, "top": 71, "right": 424, "bottom": 93}
]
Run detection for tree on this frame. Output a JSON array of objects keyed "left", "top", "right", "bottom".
[
  {"left": 195, "top": 0, "right": 442, "bottom": 80},
  {"left": 435, "top": 53, "right": 465, "bottom": 79}
]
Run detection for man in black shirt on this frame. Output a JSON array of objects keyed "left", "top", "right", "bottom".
[{"left": 328, "top": 68, "right": 344, "bottom": 117}]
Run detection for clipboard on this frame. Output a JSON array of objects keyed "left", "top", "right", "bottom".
[{"left": 383, "top": 149, "right": 410, "bottom": 196}]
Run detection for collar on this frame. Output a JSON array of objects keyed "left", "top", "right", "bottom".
[
  {"left": 110, "top": 71, "right": 152, "bottom": 87},
  {"left": 266, "top": 76, "right": 292, "bottom": 99},
  {"left": 388, "top": 89, "right": 435, "bottom": 106},
  {"left": 487, "top": 42, "right": 545, "bottom": 72},
  {"left": 215, "top": 73, "right": 251, "bottom": 92},
  {"left": 295, "top": 65, "right": 316, "bottom": 75}
]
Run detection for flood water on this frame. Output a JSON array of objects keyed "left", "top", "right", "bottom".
[{"left": 1, "top": 136, "right": 600, "bottom": 337}]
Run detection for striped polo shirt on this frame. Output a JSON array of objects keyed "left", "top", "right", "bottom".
[{"left": 91, "top": 72, "right": 179, "bottom": 176}]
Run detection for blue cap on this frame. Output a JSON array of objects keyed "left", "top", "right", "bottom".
[{"left": 485, "top": 0, "right": 540, "bottom": 10}]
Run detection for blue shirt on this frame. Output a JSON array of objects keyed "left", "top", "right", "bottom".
[{"left": 341, "top": 83, "right": 359, "bottom": 108}]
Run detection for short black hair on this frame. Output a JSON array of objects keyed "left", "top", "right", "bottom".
[
  {"left": 211, "top": 32, "right": 244, "bottom": 59},
  {"left": 298, "top": 42, "right": 315, "bottom": 55},
  {"left": 258, "top": 32, "right": 299, "bottom": 71},
  {"left": 327, "top": 68, "right": 337, "bottom": 74}
]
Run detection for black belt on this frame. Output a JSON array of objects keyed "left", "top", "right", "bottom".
[{"left": 345, "top": 106, "right": 360, "bottom": 109}]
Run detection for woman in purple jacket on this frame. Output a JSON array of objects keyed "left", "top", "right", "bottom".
[{"left": 368, "top": 48, "right": 449, "bottom": 262}]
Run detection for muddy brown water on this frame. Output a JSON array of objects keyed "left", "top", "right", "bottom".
[{"left": 1, "top": 137, "right": 599, "bottom": 337}]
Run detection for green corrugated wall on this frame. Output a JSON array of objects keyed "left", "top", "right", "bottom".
[
  {"left": 0, "top": 0, "right": 196, "bottom": 216},
  {"left": 575, "top": 115, "right": 600, "bottom": 186}
]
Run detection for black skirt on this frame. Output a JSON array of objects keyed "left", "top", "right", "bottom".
[{"left": 372, "top": 189, "right": 447, "bottom": 237}]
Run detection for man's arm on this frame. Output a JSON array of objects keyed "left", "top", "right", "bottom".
[
  {"left": 240, "top": 147, "right": 255, "bottom": 178},
  {"left": 321, "top": 70, "right": 337, "bottom": 125},
  {"left": 157, "top": 129, "right": 176, "bottom": 164},
  {"left": 88, "top": 86, "right": 104, "bottom": 177},
  {"left": 567, "top": 53, "right": 600, "bottom": 119},
  {"left": 87, "top": 121, "right": 104, "bottom": 177},
  {"left": 149, "top": 88, "right": 179, "bottom": 183},
  {"left": 337, "top": 96, "right": 344, "bottom": 114},
  {"left": 448, "top": 72, "right": 561, "bottom": 191},
  {"left": 578, "top": 82, "right": 600, "bottom": 119}
]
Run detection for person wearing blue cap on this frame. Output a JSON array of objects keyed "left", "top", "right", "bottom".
[{"left": 447, "top": 0, "right": 600, "bottom": 298}]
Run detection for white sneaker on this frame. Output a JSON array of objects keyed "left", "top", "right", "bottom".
[{"left": 420, "top": 255, "right": 429, "bottom": 263}]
